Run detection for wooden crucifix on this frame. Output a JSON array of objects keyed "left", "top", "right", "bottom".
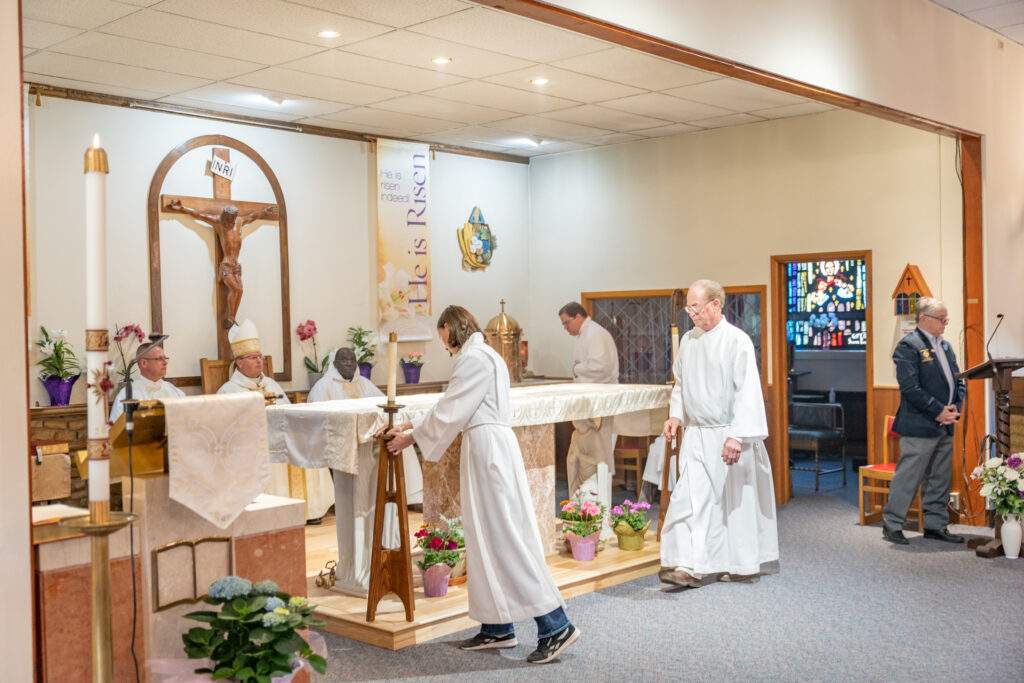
[{"left": 161, "top": 148, "right": 279, "bottom": 359}]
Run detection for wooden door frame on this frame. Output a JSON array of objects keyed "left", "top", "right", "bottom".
[{"left": 770, "top": 251, "right": 874, "bottom": 505}]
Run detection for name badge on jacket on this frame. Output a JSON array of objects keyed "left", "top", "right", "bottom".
[{"left": 919, "top": 348, "right": 934, "bottom": 363}]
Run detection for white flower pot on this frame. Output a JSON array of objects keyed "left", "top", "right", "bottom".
[{"left": 1002, "top": 514, "right": 1022, "bottom": 559}]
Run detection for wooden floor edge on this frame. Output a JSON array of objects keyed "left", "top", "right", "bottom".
[{"left": 313, "top": 552, "right": 661, "bottom": 650}]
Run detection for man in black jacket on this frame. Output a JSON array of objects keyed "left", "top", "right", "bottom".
[{"left": 883, "top": 298, "right": 966, "bottom": 545}]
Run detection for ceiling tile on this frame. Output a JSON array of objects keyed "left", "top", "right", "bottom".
[
  {"left": 630, "top": 122, "right": 702, "bottom": 137},
  {"left": 284, "top": 0, "right": 469, "bottom": 28},
  {"left": 425, "top": 81, "right": 577, "bottom": 114},
  {"left": 580, "top": 132, "right": 645, "bottom": 146},
  {"left": 23, "top": 51, "right": 211, "bottom": 96},
  {"left": 22, "top": 20, "right": 84, "bottom": 50},
  {"left": 1001, "top": 23, "right": 1024, "bottom": 41},
  {"left": 541, "top": 104, "right": 669, "bottom": 132},
  {"left": 414, "top": 133, "right": 514, "bottom": 153},
  {"left": 966, "top": 2, "right": 1024, "bottom": 28},
  {"left": 157, "top": 95, "right": 305, "bottom": 121},
  {"left": 663, "top": 78, "right": 807, "bottom": 112},
  {"left": 931, "top": 1, "right": 1009, "bottom": 12},
  {"left": 423, "top": 124, "right": 529, "bottom": 146},
  {"left": 752, "top": 101, "right": 835, "bottom": 119},
  {"left": 554, "top": 47, "right": 717, "bottom": 90},
  {"left": 689, "top": 112, "right": 765, "bottom": 129},
  {"left": 341, "top": 29, "right": 534, "bottom": 79},
  {"left": 371, "top": 94, "right": 516, "bottom": 125},
  {"left": 154, "top": 0, "right": 391, "bottom": 47},
  {"left": 100, "top": 10, "right": 322, "bottom": 65},
  {"left": 489, "top": 115, "right": 610, "bottom": 140},
  {"left": 526, "top": 140, "right": 593, "bottom": 156},
  {"left": 296, "top": 116, "right": 405, "bottom": 137},
  {"left": 51, "top": 33, "right": 262, "bottom": 81},
  {"left": 23, "top": 0, "right": 138, "bottom": 30},
  {"left": 172, "top": 82, "right": 350, "bottom": 117},
  {"left": 319, "top": 107, "right": 459, "bottom": 134},
  {"left": 484, "top": 65, "right": 644, "bottom": 103},
  {"left": 408, "top": 6, "right": 609, "bottom": 62},
  {"left": 117, "top": 0, "right": 163, "bottom": 5},
  {"left": 24, "top": 48, "right": 36, "bottom": 57},
  {"left": 601, "top": 92, "right": 732, "bottom": 122},
  {"left": 230, "top": 67, "right": 402, "bottom": 106},
  {"left": 25, "top": 72, "right": 166, "bottom": 100},
  {"left": 287, "top": 50, "right": 465, "bottom": 92}
]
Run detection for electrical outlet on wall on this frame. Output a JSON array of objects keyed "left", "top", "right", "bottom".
[{"left": 950, "top": 492, "right": 961, "bottom": 513}]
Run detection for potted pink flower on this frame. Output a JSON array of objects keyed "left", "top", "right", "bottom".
[
  {"left": 609, "top": 499, "right": 652, "bottom": 551},
  {"left": 401, "top": 352, "right": 424, "bottom": 384},
  {"left": 414, "top": 519, "right": 464, "bottom": 597},
  {"left": 296, "top": 319, "right": 328, "bottom": 387},
  {"left": 559, "top": 496, "right": 605, "bottom": 561}
]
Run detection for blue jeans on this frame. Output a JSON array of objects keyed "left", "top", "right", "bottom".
[{"left": 480, "top": 607, "right": 569, "bottom": 640}]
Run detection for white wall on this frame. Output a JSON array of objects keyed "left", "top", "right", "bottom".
[
  {"left": 26, "top": 99, "right": 530, "bottom": 402},
  {"left": 527, "top": 109, "right": 963, "bottom": 386},
  {"left": 547, "top": 0, "right": 1024, "bottom": 361},
  {"left": 0, "top": 0, "right": 34, "bottom": 676}
]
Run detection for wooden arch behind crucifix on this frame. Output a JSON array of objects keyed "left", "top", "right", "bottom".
[{"left": 147, "top": 134, "right": 291, "bottom": 385}]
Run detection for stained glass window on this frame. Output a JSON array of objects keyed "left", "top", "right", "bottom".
[{"left": 786, "top": 259, "right": 867, "bottom": 350}]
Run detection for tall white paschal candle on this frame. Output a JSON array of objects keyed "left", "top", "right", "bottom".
[
  {"left": 84, "top": 133, "right": 110, "bottom": 520},
  {"left": 386, "top": 332, "right": 398, "bottom": 402}
]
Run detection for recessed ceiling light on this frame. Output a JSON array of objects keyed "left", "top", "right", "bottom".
[
  {"left": 432, "top": 56, "right": 452, "bottom": 65},
  {"left": 530, "top": 77, "right": 549, "bottom": 86},
  {"left": 511, "top": 137, "right": 542, "bottom": 148},
  {"left": 260, "top": 93, "right": 287, "bottom": 106},
  {"left": 317, "top": 29, "right": 340, "bottom": 38}
]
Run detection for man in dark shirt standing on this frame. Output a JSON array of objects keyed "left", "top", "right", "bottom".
[{"left": 883, "top": 297, "right": 966, "bottom": 545}]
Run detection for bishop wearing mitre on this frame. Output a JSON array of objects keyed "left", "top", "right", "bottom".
[{"left": 217, "top": 319, "right": 334, "bottom": 523}]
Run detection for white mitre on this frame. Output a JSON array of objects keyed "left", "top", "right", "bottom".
[{"left": 228, "top": 319, "right": 261, "bottom": 358}]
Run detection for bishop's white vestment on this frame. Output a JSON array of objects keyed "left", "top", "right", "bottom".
[
  {"left": 567, "top": 318, "right": 619, "bottom": 494},
  {"left": 660, "top": 319, "right": 779, "bottom": 577},
  {"left": 218, "top": 371, "right": 335, "bottom": 521},
  {"left": 109, "top": 377, "right": 185, "bottom": 422},
  {"left": 307, "top": 366, "right": 412, "bottom": 594},
  {"left": 412, "top": 333, "right": 563, "bottom": 624}
]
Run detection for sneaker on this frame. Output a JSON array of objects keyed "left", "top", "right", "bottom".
[
  {"left": 527, "top": 624, "right": 580, "bottom": 664},
  {"left": 458, "top": 632, "right": 518, "bottom": 651}
]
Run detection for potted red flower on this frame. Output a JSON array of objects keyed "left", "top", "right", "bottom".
[{"left": 414, "top": 518, "right": 464, "bottom": 597}]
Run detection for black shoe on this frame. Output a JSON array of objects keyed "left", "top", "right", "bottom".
[
  {"left": 527, "top": 624, "right": 579, "bottom": 664},
  {"left": 458, "top": 632, "right": 518, "bottom": 651},
  {"left": 882, "top": 527, "right": 909, "bottom": 545},
  {"left": 924, "top": 527, "right": 965, "bottom": 543}
]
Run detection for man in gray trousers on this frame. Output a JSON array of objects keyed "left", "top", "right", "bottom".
[{"left": 883, "top": 297, "right": 966, "bottom": 545}]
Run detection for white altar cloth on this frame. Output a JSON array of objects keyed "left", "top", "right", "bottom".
[{"left": 267, "top": 383, "right": 670, "bottom": 474}]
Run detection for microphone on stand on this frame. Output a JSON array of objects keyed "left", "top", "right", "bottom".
[
  {"left": 122, "top": 358, "right": 140, "bottom": 437},
  {"left": 986, "top": 313, "right": 1005, "bottom": 361}
]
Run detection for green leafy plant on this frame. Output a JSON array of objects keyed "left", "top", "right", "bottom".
[
  {"left": 34, "top": 326, "right": 81, "bottom": 380},
  {"left": 182, "top": 577, "right": 326, "bottom": 682},
  {"left": 346, "top": 326, "right": 377, "bottom": 364}
]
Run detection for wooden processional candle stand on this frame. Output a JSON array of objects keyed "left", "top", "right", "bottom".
[
  {"left": 658, "top": 324, "right": 682, "bottom": 541},
  {"left": 366, "top": 333, "right": 415, "bottom": 622},
  {"left": 61, "top": 135, "right": 136, "bottom": 682}
]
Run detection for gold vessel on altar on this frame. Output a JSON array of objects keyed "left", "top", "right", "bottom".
[{"left": 484, "top": 299, "right": 524, "bottom": 383}]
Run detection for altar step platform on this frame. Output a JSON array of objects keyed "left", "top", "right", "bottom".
[{"left": 303, "top": 516, "right": 660, "bottom": 650}]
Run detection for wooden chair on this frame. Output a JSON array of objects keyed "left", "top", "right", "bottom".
[
  {"left": 199, "top": 356, "right": 274, "bottom": 395},
  {"left": 613, "top": 435, "right": 651, "bottom": 499},
  {"left": 788, "top": 401, "right": 847, "bottom": 491},
  {"left": 858, "top": 415, "right": 923, "bottom": 530}
]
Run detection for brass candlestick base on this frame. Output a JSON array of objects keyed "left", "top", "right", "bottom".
[
  {"left": 62, "top": 510, "right": 136, "bottom": 683},
  {"left": 366, "top": 402, "right": 415, "bottom": 623}
]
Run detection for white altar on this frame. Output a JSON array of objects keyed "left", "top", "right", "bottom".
[{"left": 268, "top": 383, "right": 670, "bottom": 558}]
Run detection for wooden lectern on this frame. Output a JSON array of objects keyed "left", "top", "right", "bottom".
[
  {"left": 959, "top": 357, "right": 1024, "bottom": 558},
  {"left": 74, "top": 400, "right": 169, "bottom": 480}
]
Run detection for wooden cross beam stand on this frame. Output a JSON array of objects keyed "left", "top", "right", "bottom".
[{"left": 160, "top": 148, "right": 279, "bottom": 359}]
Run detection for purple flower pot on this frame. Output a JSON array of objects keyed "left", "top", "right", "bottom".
[
  {"left": 42, "top": 374, "right": 79, "bottom": 407},
  {"left": 358, "top": 362, "right": 373, "bottom": 380},
  {"left": 421, "top": 563, "right": 451, "bottom": 598},
  {"left": 565, "top": 531, "right": 600, "bottom": 561},
  {"left": 401, "top": 362, "right": 422, "bottom": 384}
]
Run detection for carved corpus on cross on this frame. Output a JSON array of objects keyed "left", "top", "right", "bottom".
[{"left": 160, "top": 148, "right": 279, "bottom": 360}]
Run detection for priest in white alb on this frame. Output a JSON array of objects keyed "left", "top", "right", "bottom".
[
  {"left": 109, "top": 334, "right": 185, "bottom": 422},
  {"left": 218, "top": 319, "right": 335, "bottom": 523},
  {"left": 660, "top": 279, "right": 779, "bottom": 587},
  {"left": 558, "top": 302, "right": 619, "bottom": 496},
  {"left": 307, "top": 347, "right": 420, "bottom": 594}
]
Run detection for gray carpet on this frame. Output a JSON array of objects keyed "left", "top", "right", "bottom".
[{"left": 319, "top": 493, "right": 1023, "bottom": 682}]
